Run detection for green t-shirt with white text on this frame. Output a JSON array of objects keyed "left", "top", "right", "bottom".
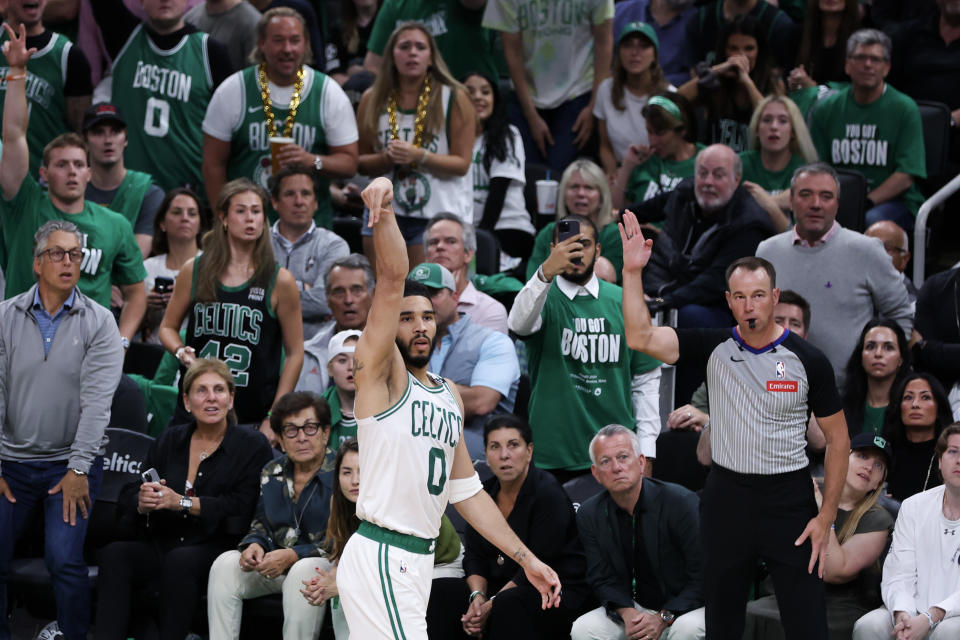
[
  {"left": 739, "top": 150, "right": 807, "bottom": 195},
  {"left": 625, "top": 143, "right": 705, "bottom": 204}
]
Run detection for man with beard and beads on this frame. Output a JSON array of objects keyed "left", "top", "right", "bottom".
[
  {"left": 92, "top": 0, "right": 233, "bottom": 195},
  {"left": 619, "top": 211, "right": 851, "bottom": 640},
  {"left": 202, "top": 7, "right": 358, "bottom": 229},
  {"left": 508, "top": 214, "right": 661, "bottom": 484},
  {"left": 336, "top": 175, "right": 562, "bottom": 640},
  {"left": 0, "top": 0, "right": 92, "bottom": 177}
]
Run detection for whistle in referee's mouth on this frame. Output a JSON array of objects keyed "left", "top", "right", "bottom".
[{"left": 748, "top": 318, "right": 756, "bottom": 329}]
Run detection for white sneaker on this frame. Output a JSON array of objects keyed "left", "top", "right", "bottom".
[{"left": 35, "top": 621, "right": 63, "bottom": 640}]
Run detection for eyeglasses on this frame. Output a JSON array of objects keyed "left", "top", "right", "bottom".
[
  {"left": 281, "top": 422, "right": 323, "bottom": 439},
  {"left": 41, "top": 248, "right": 83, "bottom": 263},
  {"left": 849, "top": 53, "right": 886, "bottom": 65}
]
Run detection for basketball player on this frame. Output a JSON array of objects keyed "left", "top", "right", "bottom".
[{"left": 336, "top": 176, "right": 561, "bottom": 639}]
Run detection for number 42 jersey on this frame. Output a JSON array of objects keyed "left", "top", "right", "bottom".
[
  {"left": 110, "top": 24, "right": 213, "bottom": 193},
  {"left": 356, "top": 371, "right": 463, "bottom": 540}
]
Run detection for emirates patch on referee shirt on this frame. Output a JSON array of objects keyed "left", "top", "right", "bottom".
[{"left": 767, "top": 381, "right": 799, "bottom": 392}]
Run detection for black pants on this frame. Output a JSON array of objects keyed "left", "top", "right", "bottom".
[
  {"left": 486, "top": 583, "right": 577, "bottom": 640},
  {"left": 93, "top": 539, "right": 224, "bottom": 640},
  {"left": 701, "top": 465, "right": 826, "bottom": 640}
]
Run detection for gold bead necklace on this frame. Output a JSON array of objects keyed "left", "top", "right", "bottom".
[
  {"left": 258, "top": 63, "right": 305, "bottom": 138},
  {"left": 386, "top": 75, "right": 432, "bottom": 164}
]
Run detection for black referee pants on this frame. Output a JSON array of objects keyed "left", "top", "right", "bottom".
[{"left": 701, "top": 465, "right": 826, "bottom": 640}]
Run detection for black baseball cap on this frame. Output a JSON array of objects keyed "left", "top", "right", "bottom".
[
  {"left": 850, "top": 432, "right": 894, "bottom": 467},
  {"left": 82, "top": 103, "right": 126, "bottom": 132}
]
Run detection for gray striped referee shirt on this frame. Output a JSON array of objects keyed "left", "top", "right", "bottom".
[{"left": 678, "top": 328, "right": 842, "bottom": 475}]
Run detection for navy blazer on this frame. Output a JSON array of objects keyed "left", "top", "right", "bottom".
[{"left": 576, "top": 477, "right": 704, "bottom": 616}]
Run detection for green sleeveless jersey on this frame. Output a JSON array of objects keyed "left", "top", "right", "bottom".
[
  {"left": 87, "top": 169, "right": 155, "bottom": 228},
  {"left": 229, "top": 66, "right": 333, "bottom": 229},
  {"left": 111, "top": 25, "right": 213, "bottom": 194},
  {"left": 0, "top": 31, "right": 71, "bottom": 176}
]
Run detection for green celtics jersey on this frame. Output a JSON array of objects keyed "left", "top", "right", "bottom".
[
  {"left": 739, "top": 150, "right": 807, "bottom": 194},
  {"left": 625, "top": 144, "right": 705, "bottom": 204},
  {"left": 0, "top": 177, "right": 147, "bottom": 306},
  {"left": 228, "top": 66, "right": 333, "bottom": 229},
  {"left": 323, "top": 385, "right": 358, "bottom": 451},
  {"left": 810, "top": 84, "right": 926, "bottom": 214},
  {"left": 111, "top": 25, "right": 213, "bottom": 193},
  {"left": 0, "top": 31, "right": 71, "bottom": 176},
  {"left": 86, "top": 169, "right": 154, "bottom": 229},
  {"left": 522, "top": 281, "right": 660, "bottom": 470},
  {"left": 185, "top": 255, "right": 283, "bottom": 423}
]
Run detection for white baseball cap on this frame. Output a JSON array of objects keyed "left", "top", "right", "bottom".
[{"left": 328, "top": 330, "right": 362, "bottom": 363}]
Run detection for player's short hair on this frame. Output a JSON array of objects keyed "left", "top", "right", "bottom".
[
  {"left": 588, "top": 424, "right": 643, "bottom": 466},
  {"left": 725, "top": 256, "right": 777, "bottom": 289},
  {"left": 483, "top": 414, "right": 533, "bottom": 447},
  {"left": 269, "top": 391, "right": 331, "bottom": 437},
  {"left": 776, "top": 289, "right": 811, "bottom": 333},
  {"left": 42, "top": 133, "right": 88, "bottom": 168},
  {"left": 403, "top": 279, "right": 433, "bottom": 301},
  {"left": 936, "top": 423, "right": 960, "bottom": 461}
]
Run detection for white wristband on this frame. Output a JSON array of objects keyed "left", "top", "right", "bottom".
[{"left": 448, "top": 471, "right": 483, "bottom": 503}]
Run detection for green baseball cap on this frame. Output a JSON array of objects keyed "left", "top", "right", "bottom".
[
  {"left": 618, "top": 21, "right": 659, "bottom": 54},
  {"left": 408, "top": 263, "right": 456, "bottom": 291}
]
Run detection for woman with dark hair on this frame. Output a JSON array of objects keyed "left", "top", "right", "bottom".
[
  {"left": 679, "top": 15, "right": 784, "bottom": 152},
  {"left": 207, "top": 391, "right": 335, "bottom": 639},
  {"left": 843, "top": 319, "right": 912, "bottom": 437},
  {"left": 457, "top": 415, "right": 588, "bottom": 639},
  {"left": 464, "top": 71, "right": 535, "bottom": 264},
  {"left": 788, "top": 0, "right": 861, "bottom": 91},
  {"left": 594, "top": 21, "right": 670, "bottom": 179},
  {"left": 159, "top": 179, "right": 304, "bottom": 444},
  {"left": 612, "top": 92, "right": 703, "bottom": 210},
  {"left": 883, "top": 372, "right": 955, "bottom": 501},
  {"left": 356, "top": 22, "right": 475, "bottom": 269},
  {"left": 141, "top": 188, "right": 205, "bottom": 342},
  {"left": 326, "top": 0, "right": 381, "bottom": 83},
  {"left": 94, "top": 359, "right": 274, "bottom": 640}
]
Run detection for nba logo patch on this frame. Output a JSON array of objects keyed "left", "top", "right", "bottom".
[{"left": 775, "top": 361, "right": 785, "bottom": 379}]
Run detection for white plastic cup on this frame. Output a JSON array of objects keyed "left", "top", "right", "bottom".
[
  {"left": 535, "top": 179, "right": 559, "bottom": 215},
  {"left": 269, "top": 136, "right": 295, "bottom": 174}
]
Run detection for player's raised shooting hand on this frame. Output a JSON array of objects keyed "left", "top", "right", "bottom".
[
  {"left": 619, "top": 210, "right": 653, "bottom": 274},
  {"left": 362, "top": 177, "right": 395, "bottom": 227},
  {"left": 522, "top": 555, "right": 562, "bottom": 609}
]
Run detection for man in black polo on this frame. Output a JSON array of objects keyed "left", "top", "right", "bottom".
[{"left": 618, "top": 210, "right": 850, "bottom": 640}]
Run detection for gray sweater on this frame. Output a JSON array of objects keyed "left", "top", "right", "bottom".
[
  {"left": 270, "top": 222, "right": 350, "bottom": 339},
  {"left": 756, "top": 226, "right": 914, "bottom": 389},
  {"left": 0, "top": 286, "right": 123, "bottom": 474}
]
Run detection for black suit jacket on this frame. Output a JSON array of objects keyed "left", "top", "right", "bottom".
[{"left": 576, "top": 477, "right": 704, "bottom": 616}]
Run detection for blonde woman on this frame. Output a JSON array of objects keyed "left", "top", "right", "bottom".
[
  {"left": 525, "top": 159, "right": 621, "bottom": 282},
  {"left": 356, "top": 22, "right": 475, "bottom": 269},
  {"left": 159, "top": 179, "right": 304, "bottom": 445},
  {"left": 745, "top": 433, "right": 894, "bottom": 638}
]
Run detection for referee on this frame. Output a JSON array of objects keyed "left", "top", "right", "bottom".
[{"left": 617, "top": 212, "right": 850, "bottom": 640}]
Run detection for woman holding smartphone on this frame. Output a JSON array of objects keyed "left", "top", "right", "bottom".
[{"left": 94, "top": 359, "right": 273, "bottom": 640}]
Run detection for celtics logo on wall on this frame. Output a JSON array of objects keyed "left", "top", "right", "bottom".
[{"left": 394, "top": 168, "right": 432, "bottom": 214}]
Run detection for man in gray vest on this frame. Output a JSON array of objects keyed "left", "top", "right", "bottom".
[{"left": 408, "top": 262, "right": 519, "bottom": 459}]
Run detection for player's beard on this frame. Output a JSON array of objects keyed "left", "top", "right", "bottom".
[{"left": 396, "top": 333, "right": 436, "bottom": 369}]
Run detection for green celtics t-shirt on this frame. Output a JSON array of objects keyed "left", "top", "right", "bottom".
[
  {"left": 228, "top": 66, "right": 333, "bottom": 229},
  {"left": 625, "top": 144, "right": 705, "bottom": 204},
  {"left": 0, "top": 31, "right": 71, "bottom": 177},
  {"left": 368, "top": 0, "right": 500, "bottom": 80},
  {"left": 810, "top": 84, "right": 926, "bottom": 214},
  {"left": 526, "top": 221, "right": 624, "bottom": 282},
  {"left": 522, "top": 280, "right": 660, "bottom": 470},
  {"left": 0, "top": 177, "right": 147, "bottom": 306},
  {"left": 111, "top": 25, "right": 213, "bottom": 193},
  {"left": 739, "top": 150, "right": 807, "bottom": 194}
]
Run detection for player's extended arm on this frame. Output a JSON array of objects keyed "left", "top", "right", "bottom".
[
  {"left": 619, "top": 211, "right": 680, "bottom": 364},
  {"left": 354, "top": 178, "right": 408, "bottom": 388},
  {"left": 0, "top": 23, "right": 35, "bottom": 200},
  {"left": 449, "top": 434, "right": 562, "bottom": 609},
  {"left": 795, "top": 409, "right": 849, "bottom": 577}
]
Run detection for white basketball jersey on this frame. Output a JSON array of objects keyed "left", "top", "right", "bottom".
[{"left": 356, "top": 370, "right": 463, "bottom": 539}]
